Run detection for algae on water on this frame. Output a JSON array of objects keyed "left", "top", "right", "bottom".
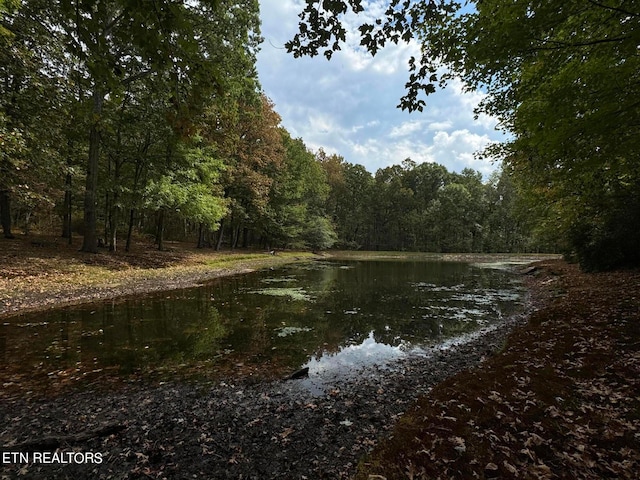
[
  {"left": 275, "top": 326, "right": 313, "bottom": 337},
  {"left": 260, "top": 276, "right": 297, "bottom": 284},
  {"left": 248, "top": 287, "right": 314, "bottom": 302}
]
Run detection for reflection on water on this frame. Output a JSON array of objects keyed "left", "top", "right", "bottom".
[
  {"left": 306, "top": 331, "right": 408, "bottom": 375},
  {"left": 300, "top": 331, "right": 408, "bottom": 395},
  {"left": 0, "top": 258, "right": 527, "bottom": 394}
]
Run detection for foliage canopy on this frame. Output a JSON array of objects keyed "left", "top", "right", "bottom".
[
  {"left": 0, "top": 0, "right": 552, "bottom": 256},
  {"left": 288, "top": 0, "right": 640, "bottom": 269}
]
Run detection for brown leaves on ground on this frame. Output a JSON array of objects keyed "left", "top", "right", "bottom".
[
  {"left": 0, "top": 235, "right": 311, "bottom": 319},
  {"left": 358, "top": 260, "right": 640, "bottom": 479}
]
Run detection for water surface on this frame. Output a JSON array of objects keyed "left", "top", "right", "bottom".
[{"left": 0, "top": 258, "right": 526, "bottom": 394}]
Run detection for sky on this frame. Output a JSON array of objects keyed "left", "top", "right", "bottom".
[{"left": 256, "top": 0, "right": 509, "bottom": 178}]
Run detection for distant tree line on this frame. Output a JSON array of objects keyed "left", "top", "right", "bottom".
[
  {"left": 320, "top": 156, "right": 544, "bottom": 253},
  {"left": 0, "top": 0, "right": 549, "bottom": 255},
  {"left": 288, "top": 0, "right": 640, "bottom": 271}
]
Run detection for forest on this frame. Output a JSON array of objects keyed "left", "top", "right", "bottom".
[
  {"left": 1, "top": 0, "right": 638, "bottom": 270},
  {"left": 1, "top": 2, "right": 639, "bottom": 478}
]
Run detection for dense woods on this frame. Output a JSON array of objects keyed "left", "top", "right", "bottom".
[
  {"left": 4, "top": 0, "right": 637, "bottom": 268},
  {"left": 289, "top": 0, "right": 640, "bottom": 271},
  {"left": 0, "top": 0, "right": 547, "bottom": 256}
]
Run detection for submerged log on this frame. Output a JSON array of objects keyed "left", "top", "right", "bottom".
[{"left": 285, "top": 367, "right": 309, "bottom": 380}]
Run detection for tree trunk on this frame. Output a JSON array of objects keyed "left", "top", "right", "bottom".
[
  {"left": 125, "top": 208, "right": 135, "bottom": 252},
  {"left": 0, "top": 190, "right": 15, "bottom": 238},
  {"left": 108, "top": 204, "right": 118, "bottom": 252},
  {"left": 231, "top": 224, "right": 241, "bottom": 250},
  {"left": 216, "top": 218, "right": 225, "bottom": 251},
  {"left": 81, "top": 89, "right": 104, "bottom": 253},
  {"left": 197, "top": 222, "right": 205, "bottom": 248},
  {"left": 242, "top": 226, "right": 249, "bottom": 249},
  {"left": 108, "top": 157, "right": 121, "bottom": 252},
  {"left": 62, "top": 172, "right": 72, "bottom": 243},
  {"left": 0, "top": 190, "right": 15, "bottom": 239},
  {"left": 156, "top": 208, "right": 165, "bottom": 251}
]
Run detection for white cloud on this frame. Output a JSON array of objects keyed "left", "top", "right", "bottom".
[
  {"left": 389, "top": 120, "right": 424, "bottom": 138},
  {"left": 427, "top": 120, "right": 453, "bottom": 131},
  {"left": 308, "top": 113, "right": 337, "bottom": 135},
  {"left": 256, "top": 0, "right": 509, "bottom": 178},
  {"left": 428, "top": 129, "right": 499, "bottom": 176}
]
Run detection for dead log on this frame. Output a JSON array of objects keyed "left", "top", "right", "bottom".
[{"left": 285, "top": 366, "right": 309, "bottom": 380}]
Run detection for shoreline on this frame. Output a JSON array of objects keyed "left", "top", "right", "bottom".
[
  {"left": 0, "top": 246, "right": 316, "bottom": 320},
  {"left": 0, "top": 245, "right": 547, "bottom": 478},
  {"left": 0, "top": 284, "right": 535, "bottom": 479},
  {"left": 0, "top": 236, "right": 556, "bottom": 320},
  {"left": 7, "top": 243, "right": 628, "bottom": 479}
]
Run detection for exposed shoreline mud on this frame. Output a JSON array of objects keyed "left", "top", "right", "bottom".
[
  {"left": 0, "top": 308, "right": 530, "bottom": 479},
  {"left": 1, "top": 239, "right": 573, "bottom": 479}
]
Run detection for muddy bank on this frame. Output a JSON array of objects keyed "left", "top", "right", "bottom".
[
  {"left": 355, "top": 260, "right": 640, "bottom": 479},
  {"left": 0, "top": 263, "right": 258, "bottom": 319},
  {"left": 0, "top": 308, "right": 529, "bottom": 479}
]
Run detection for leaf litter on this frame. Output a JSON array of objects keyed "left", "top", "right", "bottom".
[
  {"left": 356, "top": 260, "right": 640, "bottom": 479},
  {"left": 3, "top": 240, "right": 635, "bottom": 479}
]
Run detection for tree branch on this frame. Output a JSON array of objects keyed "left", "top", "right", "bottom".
[{"left": 586, "top": 0, "right": 640, "bottom": 18}]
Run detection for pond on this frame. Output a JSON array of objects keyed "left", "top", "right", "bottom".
[{"left": 0, "top": 258, "right": 527, "bottom": 396}]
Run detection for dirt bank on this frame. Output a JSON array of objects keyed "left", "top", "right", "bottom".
[
  {"left": 0, "top": 309, "right": 528, "bottom": 479},
  {"left": 0, "top": 236, "right": 314, "bottom": 319}
]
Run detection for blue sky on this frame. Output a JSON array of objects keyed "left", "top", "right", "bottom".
[{"left": 256, "top": 0, "right": 508, "bottom": 177}]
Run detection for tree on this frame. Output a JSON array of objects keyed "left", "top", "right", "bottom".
[
  {"left": 143, "top": 141, "right": 227, "bottom": 251},
  {"left": 371, "top": 164, "right": 416, "bottom": 250},
  {"left": 209, "top": 94, "right": 284, "bottom": 249},
  {"left": 443, "top": 0, "right": 640, "bottom": 269},
  {"left": 484, "top": 168, "right": 532, "bottom": 253},
  {"left": 303, "top": 215, "right": 337, "bottom": 252},
  {"left": 336, "top": 162, "right": 374, "bottom": 249},
  {"left": 31, "top": 0, "right": 261, "bottom": 252},
  {"left": 1, "top": 0, "right": 74, "bottom": 239},
  {"left": 288, "top": 0, "right": 640, "bottom": 269},
  {"left": 265, "top": 132, "right": 331, "bottom": 249}
]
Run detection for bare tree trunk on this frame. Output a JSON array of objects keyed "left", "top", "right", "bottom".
[
  {"left": 81, "top": 89, "right": 104, "bottom": 253},
  {"left": 0, "top": 189, "right": 15, "bottom": 239},
  {"left": 125, "top": 208, "right": 135, "bottom": 252}
]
